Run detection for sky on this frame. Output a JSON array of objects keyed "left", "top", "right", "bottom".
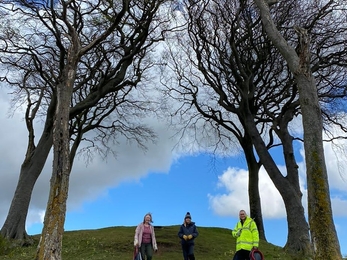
[{"left": 0, "top": 88, "right": 347, "bottom": 257}]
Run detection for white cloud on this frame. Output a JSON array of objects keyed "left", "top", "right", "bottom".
[
  {"left": 208, "top": 168, "right": 249, "bottom": 216},
  {"left": 298, "top": 139, "right": 347, "bottom": 217},
  {"left": 323, "top": 141, "right": 347, "bottom": 192},
  {"left": 208, "top": 166, "right": 287, "bottom": 219},
  {"left": 26, "top": 209, "right": 45, "bottom": 229},
  {"left": 0, "top": 88, "right": 181, "bottom": 229},
  {"left": 25, "top": 121, "right": 181, "bottom": 228},
  {"left": 331, "top": 197, "right": 347, "bottom": 217},
  {"left": 209, "top": 138, "right": 347, "bottom": 220}
]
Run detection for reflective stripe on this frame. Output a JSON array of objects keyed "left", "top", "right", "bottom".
[{"left": 233, "top": 217, "right": 259, "bottom": 251}]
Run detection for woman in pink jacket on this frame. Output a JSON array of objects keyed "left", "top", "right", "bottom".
[{"left": 134, "top": 213, "right": 158, "bottom": 260}]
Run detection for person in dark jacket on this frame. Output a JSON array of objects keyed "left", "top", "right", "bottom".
[{"left": 178, "top": 212, "right": 199, "bottom": 260}]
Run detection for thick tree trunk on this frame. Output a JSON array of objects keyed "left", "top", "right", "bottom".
[
  {"left": 297, "top": 74, "right": 341, "bottom": 260},
  {"left": 36, "top": 83, "right": 73, "bottom": 260},
  {"left": 36, "top": 41, "right": 77, "bottom": 258},
  {"left": 253, "top": 1, "right": 342, "bottom": 258},
  {"left": 1, "top": 108, "right": 54, "bottom": 244},
  {"left": 0, "top": 149, "right": 50, "bottom": 244},
  {"left": 242, "top": 136, "right": 266, "bottom": 241},
  {"left": 274, "top": 99, "right": 312, "bottom": 254},
  {"left": 245, "top": 114, "right": 312, "bottom": 257}
]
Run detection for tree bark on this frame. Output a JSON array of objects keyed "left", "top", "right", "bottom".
[
  {"left": 244, "top": 113, "right": 312, "bottom": 256},
  {"left": 275, "top": 110, "right": 312, "bottom": 254},
  {"left": 36, "top": 87, "right": 74, "bottom": 260},
  {"left": 253, "top": 0, "right": 342, "bottom": 259},
  {"left": 297, "top": 71, "right": 341, "bottom": 259},
  {"left": 36, "top": 38, "right": 78, "bottom": 258},
  {"left": 242, "top": 134, "right": 266, "bottom": 241}
]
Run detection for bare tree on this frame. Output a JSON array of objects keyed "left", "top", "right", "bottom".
[
  {"left": 162, "top": 0, "right": 347, "bottom": 257},
  {"left": 0, "top": 0, "right": 171, "bottom": 252},
  {"left": 162, "top": 0, "right": 309, "bottom": 252},
  {"left": 254, "top": 0, "right": 344, "bottom": 259}
]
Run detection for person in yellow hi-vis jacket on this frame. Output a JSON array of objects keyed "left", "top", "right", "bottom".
[{"left": 232, "top": 210, "right": 259, "bottom": 260}]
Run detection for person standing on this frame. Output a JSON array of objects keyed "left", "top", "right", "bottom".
[
  {"left": 134, "top": 213, "right": 158, "bottom": 260},
  {"left": 232, "top": 210, "right": 259, "bottom": 260},
  {"left": 178, "top": 212, "right": 199, "bottom": 260}
]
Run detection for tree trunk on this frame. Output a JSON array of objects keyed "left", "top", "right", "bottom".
[
  {"left": 36, "top": 45, "right": 77, "bottom": 259},
  {"left": 244, "top": 113, "right": 312, "bottom": 257},
  {"left": 36, "top": 85, "right": 73, "bottom": 259},
  {"left": 297, "top": 73, "right": 341, "bottom": 259},
  {"left": 274, "top": 96, "right": 312, "bottom": 254},
  {"left": 253, "top": 1, "right": 342, "bottom": 259},
  {"left": 1, "top": 104, "right": 55, "bottom": 244},
  {"left": 242, "top": 135, "right": 266, "bottom": 241},
  {"left": 0, "top": 151, "right": 49, "bottom": 244}
]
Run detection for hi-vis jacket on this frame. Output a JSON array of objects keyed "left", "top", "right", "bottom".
[{"left": 232, "top": 216, "right": 259, "bottom": 252}]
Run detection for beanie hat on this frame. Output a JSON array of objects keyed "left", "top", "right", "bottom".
[{"left": 185, "top": 212, "right": 191, "bottom": 219}]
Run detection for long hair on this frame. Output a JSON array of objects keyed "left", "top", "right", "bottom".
[{"left": 143, "top": 212, "right": 153, "bottom": 224}]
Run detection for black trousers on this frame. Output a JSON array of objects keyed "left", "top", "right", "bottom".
[
  {"left": 181, "top": 243, "right": 195, "bottom": 260},
  {"left": 233, "top": 249, "right": 251, "bottom": 260}
]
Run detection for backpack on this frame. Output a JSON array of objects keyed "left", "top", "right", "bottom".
[{"left": 249, "top": 248, "right": 264, "bottom": 260}]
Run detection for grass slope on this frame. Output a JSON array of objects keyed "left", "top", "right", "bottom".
[{"left": 1, "top": 225, "right": 300, "bottom": 259}]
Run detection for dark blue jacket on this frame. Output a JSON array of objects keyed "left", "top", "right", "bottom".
[{"left": 178, "top": 222, "right": 199, "bottom": 245}]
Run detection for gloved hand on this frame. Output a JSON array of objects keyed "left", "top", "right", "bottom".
[
  {"left": 183, "top": 235, "right": 188, "bottom": 240},
  {"left": 236, "top": 229, "right": 242, "bottom": 237},
  {"left": 187, "top": 234, "right": 193, "bottom": 240}
]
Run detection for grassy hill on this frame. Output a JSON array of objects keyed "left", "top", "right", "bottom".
[{"left": 0, "top": 225, "right": 317, "bottom": 259}]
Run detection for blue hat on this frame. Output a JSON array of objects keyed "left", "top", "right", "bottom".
[{"left": 185, "top": 212, "right": 191, "bottom": 219}]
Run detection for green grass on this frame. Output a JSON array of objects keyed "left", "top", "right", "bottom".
[{"left": 0, "top": 225, "right": 342, "bottom": 259}]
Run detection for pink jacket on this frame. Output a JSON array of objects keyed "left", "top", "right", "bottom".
[{"left": 134, "top": 223, "right": 158, "bottom": 250}]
